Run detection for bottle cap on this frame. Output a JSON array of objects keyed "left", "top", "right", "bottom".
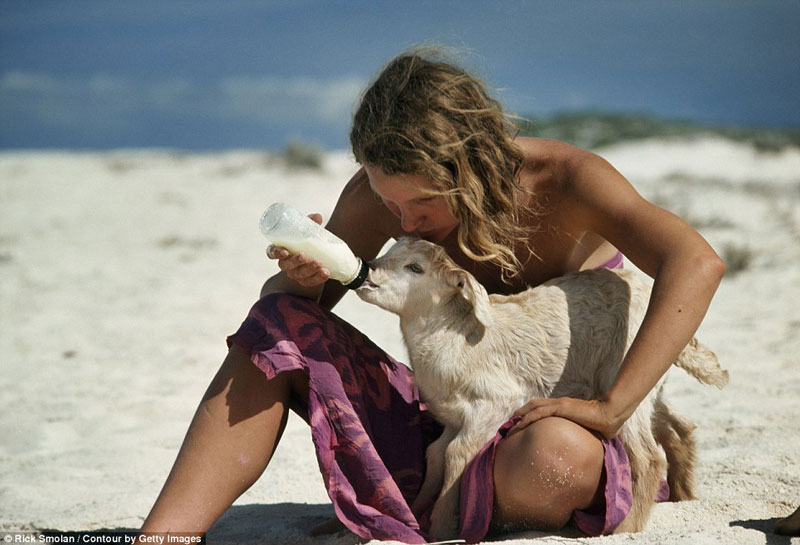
[{"left": 343, "top": 259, "right": 370, "bottom": 290}]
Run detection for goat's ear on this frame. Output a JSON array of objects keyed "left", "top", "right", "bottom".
[{"left": 451, "top": 270, "right": 494, "bottom": 328}]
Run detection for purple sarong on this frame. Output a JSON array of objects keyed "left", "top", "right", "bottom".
[{"left": 228, "top": 294, "right": 437, "bottom": 543}]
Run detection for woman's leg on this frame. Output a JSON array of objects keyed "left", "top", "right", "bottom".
[
  {"left": 140, "top": 344, "right": 308, "bottom": 533},
  {"left": 492, "top": 417, "right": 605, "bottom": 531}
]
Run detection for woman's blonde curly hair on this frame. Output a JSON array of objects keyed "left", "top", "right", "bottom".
[{"left": 350, "top": 49, "right": 530, "bottom": 282}]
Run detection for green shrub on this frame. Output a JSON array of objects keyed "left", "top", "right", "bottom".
[{"left": 283, "top": 140, "right": 323, "bottom": 170}]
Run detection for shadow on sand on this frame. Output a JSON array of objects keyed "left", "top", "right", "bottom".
[
  {"left": 207, "top": 502, "right": 359, "bottom": 545},
  {"left": 36, "top": 503, "right": 359, "bottom": 545}
]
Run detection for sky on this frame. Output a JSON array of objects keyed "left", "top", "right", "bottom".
[{"left": 1, "top": 0, "right": 799, "bottom": 151}]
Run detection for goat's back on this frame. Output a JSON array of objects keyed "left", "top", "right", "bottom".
[
  {"left": 483, "top": 268, "right": 651, "bottom": 401},
  {"left": 406, "top": 267, "right": 652, "bottom": 432}
]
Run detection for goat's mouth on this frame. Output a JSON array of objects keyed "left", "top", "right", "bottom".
[{"left": 357, "top": 279, "right": 379, "bottom": 291}]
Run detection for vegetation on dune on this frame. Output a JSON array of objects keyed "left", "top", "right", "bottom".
[{"left": 516, "top": 111, "right": 800, "bottom": 152}]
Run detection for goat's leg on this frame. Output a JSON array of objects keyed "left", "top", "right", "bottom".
[
  {"left": 653, "top": 398, "right": 697, "bottom": 501},
  {"left": 428, "top": 429, "right": 490, "bottom": 540},
  {"left": 614, "top": 430, "right": 664, "bottom": 534},
  {"left": 411, "top": 427, "right": 456, "bottom": 515}
]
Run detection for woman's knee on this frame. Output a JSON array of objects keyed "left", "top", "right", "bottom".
[
  {"left": 493, "top": 417, "right": 605, "bottom": 529},
  {"left": 204, "top": 345, "right": 307, "bottom": 422}
]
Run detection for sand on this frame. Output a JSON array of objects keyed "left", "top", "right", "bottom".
[{"left": 1, "top": 140, "right": 798, "bottom": 544}]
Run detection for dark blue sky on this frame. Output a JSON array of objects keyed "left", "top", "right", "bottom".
[{"left": 2, "top": 1, "right": 799, "bottom": 150}]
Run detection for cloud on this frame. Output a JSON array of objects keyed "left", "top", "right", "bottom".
[
  {"left": 1, "top": 72, "right": 151, "bottom": 130},
  {"left": 219, "top": 75, "right": 365, "bottom": 124},
  {"left": 0, "top": 71, "right": 367, "bottom": 132}
]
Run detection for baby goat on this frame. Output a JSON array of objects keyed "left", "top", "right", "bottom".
[{"left": 356, "top": 238, "right": 728, "bottom": 540}]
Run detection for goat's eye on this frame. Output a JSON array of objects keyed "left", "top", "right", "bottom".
[{"left": 405, "top": 262, "right": 424, "bottom": 274}]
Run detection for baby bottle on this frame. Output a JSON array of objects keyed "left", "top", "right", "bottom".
[{"left": 259, "top": 202, "right": 369, "bottom": 289}]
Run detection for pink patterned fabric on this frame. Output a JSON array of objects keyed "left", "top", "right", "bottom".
[{"left": 228, "top": 294, "right": 437, "bottom": 543}]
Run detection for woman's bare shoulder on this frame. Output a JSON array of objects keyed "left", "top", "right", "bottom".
[
  {"left": 516, "top": 137, "right": 595, "bottom": 169},
  {"left": 327, "top": 167, "right": 396, "bottom": 259},
  {"left": 515, "top": 137, "right": 582, "bottom": 198},
  {"left": 332, "top": 167, "right": 388, "bottom": 227},
  {"left": 516, "top": 137, "right": 610, "bottom": 193}
]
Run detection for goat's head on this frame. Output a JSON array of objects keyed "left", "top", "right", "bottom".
[{"left": 356, "top": 238, "right": 493, "bottom": 328}]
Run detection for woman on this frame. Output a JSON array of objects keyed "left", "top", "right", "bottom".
[{"left": 141, "top": 51, "right": 725, "bottom": 541}]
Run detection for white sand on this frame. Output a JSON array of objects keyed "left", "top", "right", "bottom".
[{"left": 1, "top": 141, "right": 798, "bottom": 544}]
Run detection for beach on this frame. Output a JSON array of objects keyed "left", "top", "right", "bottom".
[{"left": 1, "top": 138, "right": 799, "bottom": 544}]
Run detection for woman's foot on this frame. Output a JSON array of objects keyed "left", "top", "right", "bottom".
[{"left": 775, "top": 504, "right": 800, "bottom": 536}]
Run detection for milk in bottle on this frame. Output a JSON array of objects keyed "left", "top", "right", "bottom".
[{"left": 259, "top": 202, "right": 369, "bottom": 289}]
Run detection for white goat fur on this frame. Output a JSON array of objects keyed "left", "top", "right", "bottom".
[{"left": 356, "top": 238, "right": 728, "bottom": 539}]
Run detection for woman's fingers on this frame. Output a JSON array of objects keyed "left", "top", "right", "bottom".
[
  {"left": 265, "top": 223, "right": 331, "bottom": 287},
  {"left": 508, "top": 397, "right": 616, "bottom": 439},
  {"left": 507, "top": 399, "right": 558, "bottom": 436},
  {"left": 271, "top": 250, "right": 330, "bottom": 286},
  {"left": 266, "top": 244, "right": 289, "bottom": 260}
]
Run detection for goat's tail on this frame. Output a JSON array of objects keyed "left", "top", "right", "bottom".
[{"left": 674, "top": 337, "right": 729, "bottom": 389}]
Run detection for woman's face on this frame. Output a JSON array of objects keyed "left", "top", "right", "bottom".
[{"left": 365, "top": 165, "right": 459, "bottom": 243}]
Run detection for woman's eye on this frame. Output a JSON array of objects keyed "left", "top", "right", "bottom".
[{"left": 405, "top": 262, "right": 424, "bottom": 274}]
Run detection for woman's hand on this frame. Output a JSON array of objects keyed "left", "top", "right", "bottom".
[
  {"left": 507, "top": 396, "right": 622, "bottom": 440},
  {"left": 266, "top": 213, "right": 331, "bottom": 288}
]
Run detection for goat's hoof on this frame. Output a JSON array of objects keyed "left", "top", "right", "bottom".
[
  {"left": 613, "top": 514, "right": 645, "bottom": 534},
  {"left": 428, "top": 516, "right": 458, "bottom": 541}
]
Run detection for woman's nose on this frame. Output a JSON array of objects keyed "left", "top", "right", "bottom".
[{"left": 400, "top": 211, "right": 420, "bottom": 233}]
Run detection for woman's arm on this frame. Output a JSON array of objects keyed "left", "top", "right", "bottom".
[
  {"left": 511, "top": 146, "right": 725, "bottom": 439},
  {"left": 260, "top": 167, "right": 392, "bottom": 311}
]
